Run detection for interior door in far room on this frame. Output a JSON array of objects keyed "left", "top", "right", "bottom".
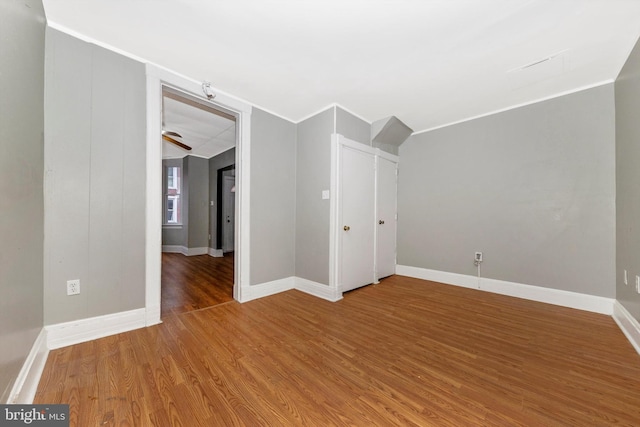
[
  {"left": 222, "top": 173, "right": 235, "bottom": 252},
  {"left": 339, "top": 145, "right": 376, "bottom": 292},
  {"left": 376, "top": 156, "right": 398, "bottom": 280}
]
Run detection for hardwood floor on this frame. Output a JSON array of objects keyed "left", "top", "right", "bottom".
[
  {"left": 35, "top": 276, "right": 640, "bottom": 426},
  {"left": 161, "top": 252, "right": 234, "bottom": 317}
]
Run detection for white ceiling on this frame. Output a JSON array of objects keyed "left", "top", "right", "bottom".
[
  {"left": 162, "top": 92, "right": 236, "bottom": 159},
  {"left": 43, "top": 0, "right": 640, "bottom": 133}
]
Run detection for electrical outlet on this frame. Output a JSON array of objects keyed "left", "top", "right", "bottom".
[
  {"left": 67, "top": 279, "right": 80, "bottom": 296},
  {"left": 624, "top": 269, "right": 628, "bottom": 285},
  {"left": 475, "top": 252, "right": 483, "bottom": 263}
]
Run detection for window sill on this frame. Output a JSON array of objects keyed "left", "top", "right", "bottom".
[{"left": 162, "top": 225, "right": 183, "bottom": 229}]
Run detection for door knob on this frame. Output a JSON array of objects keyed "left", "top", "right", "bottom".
[
  {"left": 379, "top": 220, "right": 385, "bottom": 225},
  {"left": 343, "top": 225, "right": 350, "bottom": 231}
]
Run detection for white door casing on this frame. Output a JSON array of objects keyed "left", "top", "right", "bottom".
[
  {"left": 339, "top": 144, "right": 376, "bottom": 292},
  {"left": 375, "top": 155, "right": 398, "bottom": 280},
  {"left": 145, "top": 64, "right": 252, "bottom": 325},
  {"left": 222, "top": 175, "right": 236, "bottom": 253},
  {"left": 331, "top": 134, "right": 399, "bottom": 295}
]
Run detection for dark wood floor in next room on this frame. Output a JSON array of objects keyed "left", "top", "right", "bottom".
[
  {"left": 35, "top": 275, "right": 640, "bottom": 426},
  {"left": 161, "top": 252, "right": 234, "bottom": 317}
]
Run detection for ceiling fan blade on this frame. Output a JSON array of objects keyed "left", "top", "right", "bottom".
[
  {"left": 162, "top": 134, "right": 192, "bottom": 151},
  {"left": 162, "top": 130, "right": 182, "bottom": 138}
]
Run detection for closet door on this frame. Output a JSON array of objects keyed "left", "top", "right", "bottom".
[
  {"left": 339, "top": 144, "right": 376, "bottom": 292},
  {"left": 376, "top": 156, "right": 397, "bottom": 280}
]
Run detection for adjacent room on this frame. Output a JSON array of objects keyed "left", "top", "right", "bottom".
[
  {"left": 2, "top": 0, "right": 640, "bottom": 425},
  {"left": 160, "top": 87, "right": 237, "bottom": 316}
]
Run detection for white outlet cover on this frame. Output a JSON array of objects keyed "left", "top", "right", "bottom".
[{"left": 67, "top": 279, "right": 80, "bottom": 295}]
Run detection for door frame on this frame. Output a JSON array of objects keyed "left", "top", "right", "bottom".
[
  {"left": 145, "top": 64, "right": 252, "bottom": 326},
  {"left": 217, "top": 165, "right": 236, "bottom": 251},
  {"left": 329, "top": 134, "right": 399, "bottom": 295}
]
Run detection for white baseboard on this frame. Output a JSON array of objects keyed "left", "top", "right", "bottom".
[
  {"left": 162, "top": 245, "right": 186, "bottom": 255},
  {"left": 242, "top": 277, "right": 344, "bottom": 303},
  {"left": 145, "top": 305, "right": 162, "bottom": 327},
  {"left": 242, "top": 277, "right": 295, "bottom": 303},
  {"left": 46, "top": 308, "right": 147, "bottom": 350},
  {"left": 295, "top": 277, "right": 343, "bottom": 302},
  {"left": 396, "top": 265, "right": 615, "bottom": 315},
  {"left": 613, "top": 301, "right": 640, "bottom": 356},
  {"left": 8, "top": 328, "right": 49, "bottom": 404},
  {"left": 209, "top": 248, "right": 223, "bottom": 257},
  {"left": 186, "top": 247, "right": 208, "bottom": 256},
  {"left": 396, "top": 265, "right": 478, "bottom": 289},
  {"left": 162, "top": 246, "right": 208, "bottom": 256}
]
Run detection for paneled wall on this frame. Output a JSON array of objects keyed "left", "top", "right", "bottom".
[
  {"left": 0, "top": 0, "right": 46, "bottom": 403},
  {"left": 44, "top": 29, "right": 146, "bottom": 324}
]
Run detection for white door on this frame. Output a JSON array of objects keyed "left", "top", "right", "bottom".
[
  {"left": 339, "top": 145, "right": 376, "bottom": 292},
  {"left": 376, "top": 156, "right": 398, "bottom": 279},
  {"left": 222, "top": 175, "right": 235, "bottom": 253}
]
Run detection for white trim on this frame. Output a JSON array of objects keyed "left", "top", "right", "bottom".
[
  {"left": 46, "top": 22, "right": 294, "bottom": 125},
  {"left": 46, "top": 308, "right": 146, "bottom": 350},
  {"left": 612, "top": 301, "right": 640, "bottom": 356},
  {"left": 373, "top": 154, "right": 380, "bottom": 284},
  {"left": 241, "top": 276, "right": 344, "bottom": 303},
  {"left": 329, "top": 134, "right": 339, "bottom": 293},
  {"left": 333, "top": 103, "right": 373, "bottom": 125},
  {"left": 295, "top": 277, "right": 343, "bottom": 302},
  {"left": 295, "top": 103, "right": 338, "bottom": 124},
  {"left": 209, "top": 248, "right": 224, "bottom": 257},
  {"left": 145, "top": 69, "right": 163, "bottom": 327},
  {"left": 145, "top": 64, "right": 253, "bottom": 311},
  {"left": 377, "top": 148, "right": 400, "bottom": 163},
  {"left": 145, "top": 305, "right": 161, "bottom": 327},
  {"left": 235, "top": 105, "right": 252, "bottom": 302},
  {"left": 396, "top": 265, "right": 615, "bottom": 315},
  {"left": 331, "top": 134, "right": 399, "bottom": 293},
  {"left": 241, "top": 277, "right": 295, "bottom": 303},
  {"left": 46, "top": 21, "right": 612, "bottom": 140},
  {"left": 8, "top": 329, "right": 49, "bottom": 404},
  {"left": 412, "top": 80, "right": 614, "bottom": 135},
  {"left": 185, "top": 247, "right": 208, "bottom": 256},
  {"left": 162, "top": 245, "right": 187, "bottom": 255}
]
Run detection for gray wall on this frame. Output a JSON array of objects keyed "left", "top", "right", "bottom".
[
  {"left": 250, "top": 109, "right": 297, "bottom": 285},
  {"left": 336, "top": 106, "right": 371, "bottom": 144},
  {"left": 44, "top": 28, "right": 146, "bottom": 324},
  {"left": 209, "top": 148, "right": 235, "bottom": 250},
  {"left": 186, "top": 156, "right": 210, "bottom": 249},
  {"left": 398, "top": 84, "right": 616, "bottom": 297},
  {"left": 295, "top": 108, "right": 334, "bottom": 284},
  {"left": 162, "top": 158, "right": 185, "bottom": 246},
  {"left": 0, "top": 0, "right": 45, "bottom": 403},
  {"left": 615, "top": 37, "right": 640, "bottom": 321}
]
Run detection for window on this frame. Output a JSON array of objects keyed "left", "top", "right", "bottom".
[
  {"left": 167, "top": 166, "right": 178, "bottom": 190},
  {"left": 164, "top": 166, "right": 182, "bottom": 225}
]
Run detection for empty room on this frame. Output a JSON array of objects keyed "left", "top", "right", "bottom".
[{"left": 2, "top": 0, "right": 640, "bottom": 425}]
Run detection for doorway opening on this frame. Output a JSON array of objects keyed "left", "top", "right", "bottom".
[
  {"left": 217, "top": 164, "right": 236, "bottom": 254},
  {"left": 160, "top": 86, "right": 237, "bottom": 318},
  {"left": 145, "top": 65, "right": 252, "bottom": 327}
]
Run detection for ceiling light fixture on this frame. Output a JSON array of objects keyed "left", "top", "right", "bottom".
[{"left": 202, "top": 81, "right": 216, "bottom": 100}]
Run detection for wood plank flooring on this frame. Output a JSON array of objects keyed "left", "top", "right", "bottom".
[
  {"left": 161, "top": 252, "right": 234, "bottom": 317},
  {"left": 35, "top": 276, "right": 640, "bottom": 426}
]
